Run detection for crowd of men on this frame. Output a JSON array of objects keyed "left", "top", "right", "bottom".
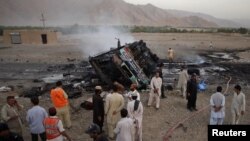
[
  {"left": 0, "top": 48, "right": 247, "bottom": 141},
  {"left": 0, "top": 81, "right": 73, "bottom": 141}
]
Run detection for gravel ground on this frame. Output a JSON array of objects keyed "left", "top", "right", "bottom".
[{"left": 0, "top": 33, "right": 249, "bottom": 141}]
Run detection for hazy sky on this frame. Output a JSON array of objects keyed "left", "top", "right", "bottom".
[{"left": 124, "top": 0, "right": 250, "bottom": 20}]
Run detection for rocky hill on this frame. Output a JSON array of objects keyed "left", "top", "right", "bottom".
[{"left": 0, "top": 0, "right": 239, "bottom": 27}]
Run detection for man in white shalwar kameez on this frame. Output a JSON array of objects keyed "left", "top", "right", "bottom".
[
  {"left": 114, "top": 109, "right": 134, "bottom": 141},
  {"left": 231, "top": 85, "right": 246, "bottom": 125},
  {"left": 127, "top": 93, "right": 143, "bottom": 141},
  {"left": 210, "top": 86, "right": 225, "bottom": 125},
  {"left": 167, "top": 48, "right": 174, "bottom": 62},
  {"left": 177, "top": 66, "right": 189, "bottom": 98},
  {"left": 148, "top": 72, "right": 162, "bottom": 109},
  {"left": 105, "top": 84, "right": 125, "bottom": 139}
]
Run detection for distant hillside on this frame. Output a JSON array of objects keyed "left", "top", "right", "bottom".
[
  {"left": 0, "top": 0, "right": 241, "bottom": 27},
  {"left": 167, "top": 9, "right": 240, "bottom": 28},
  {"left": 233, "top": 19, "right": 250, "bottom": 28}
]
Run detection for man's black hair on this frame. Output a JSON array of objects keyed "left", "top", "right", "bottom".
[
  {"left": 48, "top": 107, "right": 57, "bottom": 116},
  {"left": 120, "top": 108, "right": 128, "bottom": 118},
  {"left": 56, "top": 81, "right": 62, "bottom": 87},
  {"left": 31, "top": 96, "right": 39, "bottom": 105},
  {"left": 234, "top": 85, "right": 241, "bottom": 91},
  {"left": 112, "top": 84, "right": 118, "bottom": 92},
  {"left": 217, "top": 86, "right": 222, "bottom": 92}
]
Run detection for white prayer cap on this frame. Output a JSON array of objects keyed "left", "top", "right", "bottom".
[{"left": 95, "top": 86, "right": 102, "bottom": 90}]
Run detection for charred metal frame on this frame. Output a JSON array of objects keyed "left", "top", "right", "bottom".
[{"left": 89, "top": 40, "right": 159, "bottom": 89}]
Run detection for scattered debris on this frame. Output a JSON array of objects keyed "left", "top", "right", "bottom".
[
  {"left": 14, "top": 41, "right": 250, "bottom": 99},
  {"left": 67, "top": 58, "right": 76, "bottom": 62},
  {"left": 22, "top": 87, "right": 44, "bottom": 97},
  {"left": 80, "top": 98, "right": 93, "bottom": 110},
  {"left": 42, "top": 74, "right": 64, "bottom": 83},
  {"left": 207, "top": 52, "right": 234, "bottom": 60},
  {"left": 0, "top": 86, "right": 13, "bottom": 92}
]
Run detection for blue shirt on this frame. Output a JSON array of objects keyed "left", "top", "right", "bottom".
[{"left": 26, "top": 105, "right": 48, "bottom": 134}]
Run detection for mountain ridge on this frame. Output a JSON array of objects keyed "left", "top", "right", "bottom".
[{"left": 0, "top": 0, "right": 241, "bottom": 27}]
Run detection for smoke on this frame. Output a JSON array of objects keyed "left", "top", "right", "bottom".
[
  {"left": 176, "top": 48, "right": 206, "bottom": 64},
  {"left": 73, "top": 26, "right": 134, "bottom": 58},
  {"left": 181, "top": 52, "right": 206, "bottom": 64}
]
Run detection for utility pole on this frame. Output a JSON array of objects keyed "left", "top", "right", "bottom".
[{"left": 40, "top": 13, "right": 46, "bottom": 29}]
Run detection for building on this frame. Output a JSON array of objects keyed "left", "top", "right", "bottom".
[{"left": 3, "top": 29, "right": 59, "bottom": 45}]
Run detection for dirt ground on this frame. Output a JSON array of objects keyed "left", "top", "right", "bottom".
[{"left": 0, "top": 33, "right": 249, "bottom": 141}]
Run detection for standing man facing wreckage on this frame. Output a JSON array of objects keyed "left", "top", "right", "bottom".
[
  {"left": 158, "top": 63, "right": 166, "bottom": 99},
  {"left": 231, "top": 85, "right": 246, "bottom": 124},
  {"left": 186, "top": 73, "right": 198, "bottom": 112},
  {"left": 50, "top": 81, "right": 72, "bottom": 129},
  {"left": 167, "top": 48, "right": 174, "bottom": 62},
  {"left": 105, "top": 83, "right": 125, "bottom": 140},
  {"left": 43, "top": 107, "right": 71, "bottom": 141},
  {"left": 114, "top": 109, "right": 134, "bottom": 141},
  {"left": 148, "top": 71, "right": 162, "bottom": 110},
  {"left": 210, "top": 86, "right": 225, "bottom": 125},
  {"left": 177, "top": 66, "right": 189, "bottom": 99},
  {"left": 26, "top": 97, "right": 48, "bottom": 141},
  {"left": 93, "top": 86, "right": 105, "bottom": 132},
  {"left": 127, "top": 92, "right": 143, "bottom": 141}
]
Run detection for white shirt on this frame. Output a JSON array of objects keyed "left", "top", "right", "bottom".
[
  {"left": 26, "top": 105, "right": 48, "bottom": 134},
  {"left": 127, "top": 100, "right": 143, "bottom": 119},
  {"left": 114, "top": 117, "right": 134, "bottom": 141},
  {"left": 177, "top": 69, "right": 189, "bottom": 88},
  {"left": 127, "top": 100, "right": 143, "bottom": 127},
  {"left": 125, "top": 90, "right": 140, "bottom": 101},
  {"left": 231, "top": 92, "right": 246, "bottom": 114},
  {"left": 210, "top": 92, "right": 225, "bottom": 118},
  {"left": 150, "top": 76, "right": 162, "bottom": 90}
]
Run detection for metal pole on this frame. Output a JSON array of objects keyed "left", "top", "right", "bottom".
[{"left": 40, "top": 13, "right": 46, "bottom": 29}]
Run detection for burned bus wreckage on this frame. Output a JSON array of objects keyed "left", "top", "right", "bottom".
[
  {"left": 21, "top": 40, "right": 160, "bottom": 98},
  {"left": 89, "top": 40, "right": 159, "bottom": 90},
  {"left": 19, "top": 40, "right": 250, "bottom": 100},
  {"left": 20, "top": 39, "right": 207, "bottom": 99}
]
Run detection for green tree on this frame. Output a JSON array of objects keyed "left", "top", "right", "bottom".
[{"left": 238, "top": 27, "right": 248, "bottom": 34}]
